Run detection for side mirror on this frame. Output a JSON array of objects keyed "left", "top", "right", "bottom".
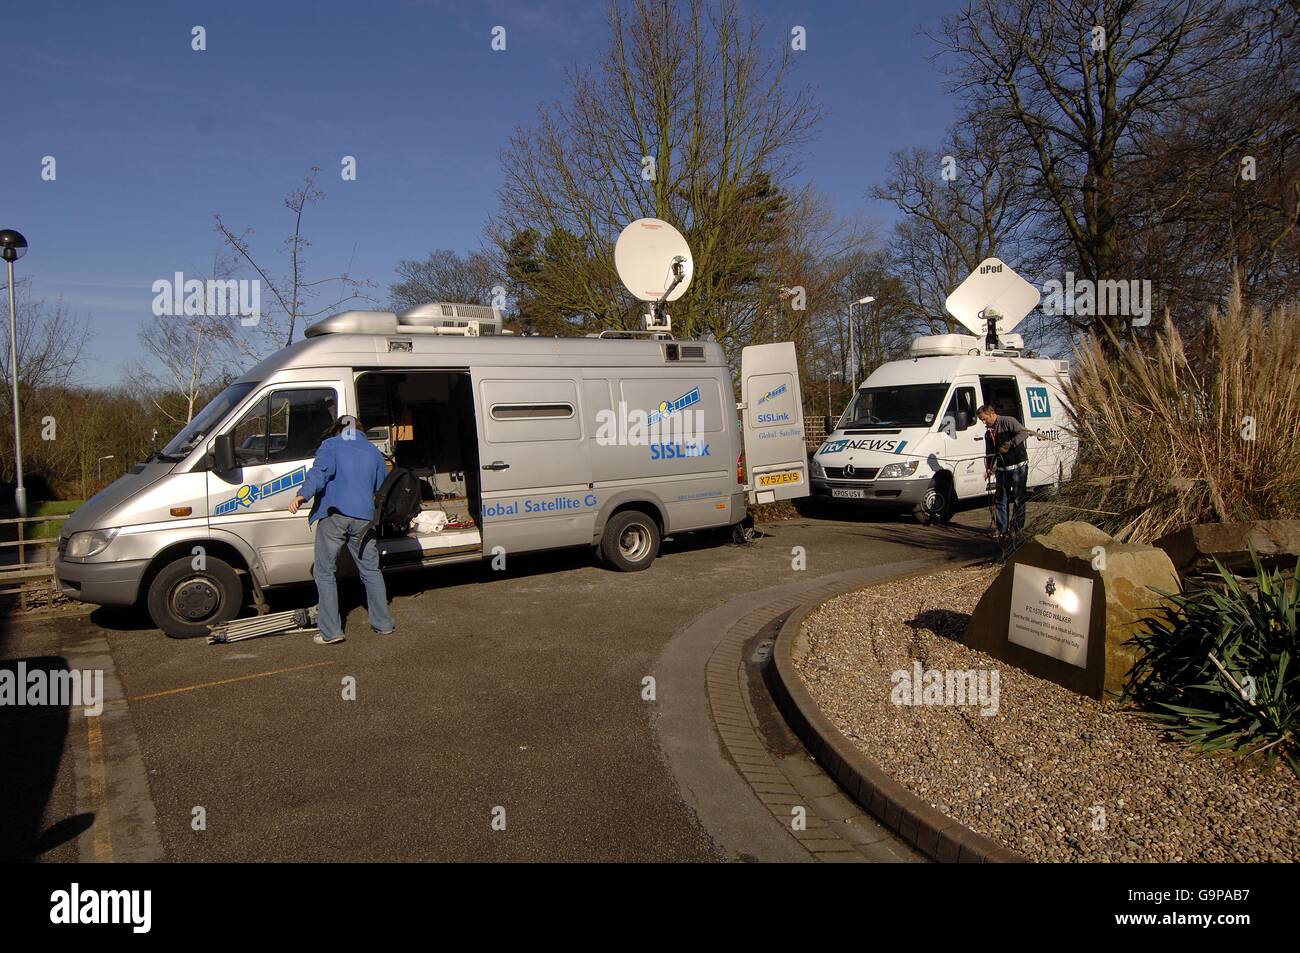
[
  {"left": 955, "top": 410, "right": 970, "bottom": 431},
  {"left": 212, "top": 433, "right": 236, "bottom": 472},
  {"left": 823, "top": 415, "right": 834, "bottom": 434}
]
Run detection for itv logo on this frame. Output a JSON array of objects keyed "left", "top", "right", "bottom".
[{"left": 1026, "top": 386, "right": 1052, "bottom": 418}]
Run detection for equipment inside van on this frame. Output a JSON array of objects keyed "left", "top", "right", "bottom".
[
  {"left": 810, "top": 258, "right": 1078, "bottom": 524},
  {"left": 53, "top": 220, "right": 810, "bottom": 638}
]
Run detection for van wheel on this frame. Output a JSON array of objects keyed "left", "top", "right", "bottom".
[
  {"left": 913, "top": 479, "right": 954, "bottom": 526},
  {"left": 601, "top": 510, "right": 660, "bottom": 572},
  {"left": 147, "top": 555, "right": 243, "bottom": 638}
]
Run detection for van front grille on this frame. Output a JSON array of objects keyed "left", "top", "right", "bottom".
[{"left": 824, "top": 466, "right": 878, "bottom": 480}]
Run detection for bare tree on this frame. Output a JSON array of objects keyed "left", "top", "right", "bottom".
[
  {"left": 389, "top": 249, "right": 499, "bottom": 312},
  {"left": 1122, "top": 2, "right": 1300, "bottom": 317},
  {"left": 874, "top": 119, "right": 1039, "bottom": 332},
  {"left": 935, "top": 0, "right": 1269, "bottom": 331},
  {"left": 0, "top": 279, "right": 91, "bottom": 484},
  {"left": 214, "top": 166, "right": 372, "bottom": 347},
  {"left": 136, "top": 252, "right": 253, "bottom": 425},
  {"left": 0, "top": 278, "right": 90, "bottom": 399},
  {"left": 488, "top": 0, "right": 836, "bottom": 352}
]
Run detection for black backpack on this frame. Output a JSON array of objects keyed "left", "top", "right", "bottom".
[{"left": 366, "top": 467, "right": 423, "bottom": 542}]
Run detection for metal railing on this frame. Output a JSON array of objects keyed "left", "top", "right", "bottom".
[{"left": 0, "top": 513, "right": 69, "bottom": 609}]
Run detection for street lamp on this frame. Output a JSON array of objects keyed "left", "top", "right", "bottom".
[
  {"left": 825, "top": 368, "right": 842, "bottom": 418},
  {"left": 97, "top": 455, "right": 115, "bottom": 482},
  {"left": 847, "top": 295, "right": 874, "bottom": 391},
  {"left": 1, "top": 229, "right": 28, "bottom": 518}
]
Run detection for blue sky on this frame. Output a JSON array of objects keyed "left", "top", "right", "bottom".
[{"left": 2, "top": 0, "right": 964, "bottom": 385}]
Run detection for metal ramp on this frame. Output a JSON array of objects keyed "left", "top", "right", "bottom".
[{"left": 207, "top": 607, "right": 317, "bottom": 644}]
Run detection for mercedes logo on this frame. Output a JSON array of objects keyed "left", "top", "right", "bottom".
[{"left": 843, "top": 464, "right": 855, "bottom": 477}]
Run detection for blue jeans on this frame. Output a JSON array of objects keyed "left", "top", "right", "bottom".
[
  {"left": 994, "top": 464, "right": 1028, "bottom": 535},
  {"left": 312, "top": 513, "right": 394, "bottom": 639}
]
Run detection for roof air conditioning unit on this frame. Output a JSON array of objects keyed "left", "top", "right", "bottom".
[{"left": 398, "top": 302, "right": 504, "bottom": 335}]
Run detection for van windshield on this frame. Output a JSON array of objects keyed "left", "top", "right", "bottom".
[
  {"left": 158, "top": 381, "right": 259, "bottom": 459},
  {"left": 838, "top": 383, "right": 951, "bottom": 430}
]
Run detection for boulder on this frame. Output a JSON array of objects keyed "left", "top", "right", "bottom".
[
  {"left": 1154, "top": 519, "right": 1300, "bottom": 579},
  {"left": 964, "top": 521, "right": 1179, "bottom": 698}
]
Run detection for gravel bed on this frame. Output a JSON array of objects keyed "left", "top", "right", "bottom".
[{"left": 795, "top": 565, "right": 1300, "bottom": 862}]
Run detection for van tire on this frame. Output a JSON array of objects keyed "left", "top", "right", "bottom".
[
  {"left": 147, "top": 555, "right": 243, "bottom": 638},
  {"left": 600, "top": 510, "right": 660, "bottom": 572},
  {"left": 913, "top": 478, "right": 954, "bottom": 526}
]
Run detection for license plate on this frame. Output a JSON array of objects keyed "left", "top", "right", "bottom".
[
  {"left": 831, "top": 488, "right": 866, "bottom": 499},
  {"left": 758, "top": 470, "right": 802, "bottom": 487}
]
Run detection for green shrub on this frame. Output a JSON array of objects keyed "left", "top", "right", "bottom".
[{"left": 1125, "top": 550, "right": 1298, "bottom": 775}]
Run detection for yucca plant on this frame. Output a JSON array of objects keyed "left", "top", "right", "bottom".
[{"left": 1124, "top": 550, "right": 1298, "bottom": 775}]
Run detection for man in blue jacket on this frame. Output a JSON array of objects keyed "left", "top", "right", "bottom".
[{"left": 288, "top": 415, "right": 395, "bottom": 644}]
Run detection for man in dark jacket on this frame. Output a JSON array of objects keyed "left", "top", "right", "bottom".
[
  {"left": 288, "top": 415, "right": 394, "bottom": 644},
  {"left": 978, "top": 404, "right": 1031, "bottom": 537}
]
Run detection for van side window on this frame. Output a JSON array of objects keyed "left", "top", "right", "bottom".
[
  {"left": 269, "top": 389, "right": 337, "bottom": 462},
  {"left": 229, "top": 388, "right": 337, "bottom": 465},
  {"left": 231, "top": 397, "right": 269, "bottom": 462},
  {"left": 481, "top": 379, "right": 582, "bottom": 443},
  {"left": 942, "top": 386, "right": 977, "bottom": 431},
  {"left": 490, "top": 403, "right": 574, "bottom": 420}
]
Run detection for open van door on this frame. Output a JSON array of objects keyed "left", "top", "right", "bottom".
[{"left": 740, "top": 342, "right": 809, "bottom": 504}]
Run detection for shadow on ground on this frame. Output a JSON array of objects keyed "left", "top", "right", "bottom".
[{"left": 0, "top": 656, "right": 94, "bottom": 861}]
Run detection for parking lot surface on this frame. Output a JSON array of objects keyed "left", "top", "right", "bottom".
[{"left": 1, "top": 510, "right": 994, "bottom": 861}]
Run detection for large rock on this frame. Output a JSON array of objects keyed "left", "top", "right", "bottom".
[
  {"left": 1154, "top": 519, "right": 1300, "bottom": 579},
  {"left": 964, "top": 522, "right": 1180, "bottom": 698}
]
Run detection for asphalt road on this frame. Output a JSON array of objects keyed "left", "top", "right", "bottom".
[{"left": 1, "top": 506, "right": 997, "bottom": 862}]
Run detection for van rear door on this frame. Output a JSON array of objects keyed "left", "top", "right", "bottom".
[{"left": 740, "top": 342, "right": 809, "bottom": 504}]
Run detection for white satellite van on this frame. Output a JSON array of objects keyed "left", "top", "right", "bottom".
[
  {"left": 810, "top": 259, "right": 1077, "bottom": 523},
  {"left": 53, "top": 221, "right": 810, "bottom": 636}
]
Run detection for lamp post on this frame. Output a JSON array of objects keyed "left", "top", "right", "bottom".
[
  {"left": 825, "top": 368, "right": 842, "bottom": 418},
  {"left": 1, "top": 229, "right": 28, "bottom": 518},
  {"left": 97, "top": 455, "right": 115, "bottom": 482},
  {"left": 847, "top": 295, "right": 874, "bottom": 391}
]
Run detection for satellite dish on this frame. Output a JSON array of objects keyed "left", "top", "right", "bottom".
[
  {"left": 944, "top": 258, "right": 1040, "bottom": 338},
  {"left": 614, "top": 218, "right": 694, "bottom": 302}
]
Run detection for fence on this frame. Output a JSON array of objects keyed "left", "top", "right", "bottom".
[
  {"left": 0, "top": 513, "right": 69, "bottom": 610},
  {"left": 805, "top": 414, "right": 827, "bottom": 454}
]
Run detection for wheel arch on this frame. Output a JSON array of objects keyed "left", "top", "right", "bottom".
[
  {"left": 138, "top": 536, "right": 254, "bottom": 606},
  {"left": 591, "top": 493, "right": 668, "bottom": 543}
]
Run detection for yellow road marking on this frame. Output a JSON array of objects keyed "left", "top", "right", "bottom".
[
  {"left": 122, "top": 660, "right": 335, "bottom": 704},
  {"left": 86, "top": 716, "right": 113, "bottom": 862}
]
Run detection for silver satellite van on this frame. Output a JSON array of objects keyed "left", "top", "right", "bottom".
[{"left": 53, "top": 305, "right": 808, "bottom": 636}]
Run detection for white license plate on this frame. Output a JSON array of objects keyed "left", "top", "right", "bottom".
[{"left": 831, "top": 488, "right": 866, "bottom": 499}]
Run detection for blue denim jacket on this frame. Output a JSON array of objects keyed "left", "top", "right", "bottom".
[{"left": 299, "top": 434, "right": 388, "bottom": 524}]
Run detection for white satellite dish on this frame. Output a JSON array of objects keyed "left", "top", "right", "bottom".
[
  {"left": 614, "top": 218, "right": 694, "bottom": 302},
  {"left": 944, "top": 258, "right": 1040, "bottom": 338}
]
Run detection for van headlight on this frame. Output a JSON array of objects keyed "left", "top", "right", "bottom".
[
  {"left": 810, "top": 459, "right": 825, "bottom": 478},
  {"left": 65, "top": 528, "right": 119, "bottom": 558},
  {"left": 877, "top": 460, "right": 919, "bottom": 479}
]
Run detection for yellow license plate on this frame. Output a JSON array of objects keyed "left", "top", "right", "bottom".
[{"left": 758, "top": 470, "right": 802, "bottom": 487}]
